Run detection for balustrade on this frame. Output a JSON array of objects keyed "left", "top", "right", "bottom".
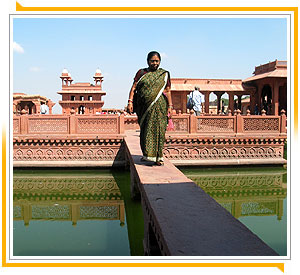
[
  {"left": 13, "top": 110, "right": 287, "bottom": 137},
  {"left": 13, "top": 113, "right": 125, "bottom": 136}
]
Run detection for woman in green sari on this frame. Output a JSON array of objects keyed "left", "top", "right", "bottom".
[{"left": 127, "top": 51, "right": 173, "bottom": 166}]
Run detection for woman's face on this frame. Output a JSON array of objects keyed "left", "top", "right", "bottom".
[{"left": 147, "top": 55, "right": 160, "bottom": 71}]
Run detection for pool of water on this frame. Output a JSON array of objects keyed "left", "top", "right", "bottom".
[
  {"left": 13, "top": 168, "right": 144, "bottom": 256},
  {"left": 13, "top": 166, "right": 287, "bottom": 256},
  {"left": 180, "top": 166, "right": 287, "bottom": 256}
]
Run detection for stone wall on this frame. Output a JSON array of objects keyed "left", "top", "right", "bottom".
[{"left": 13, "top": 112, "right": 287, "bottom": 167}]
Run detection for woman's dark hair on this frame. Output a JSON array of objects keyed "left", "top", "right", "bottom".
[{"left": 147, "top": 51, "right": 161, "bottom": 61}]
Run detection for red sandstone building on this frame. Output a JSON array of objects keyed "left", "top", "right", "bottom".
[
  {"left": 171, "top": 60, "right": 287, "bottom": 115},
  {"left": 57, "top": 69, "right": 106, "bottom": 115},
  {"left": 13, "top": 93, "right": 55, "bottom": 115}
]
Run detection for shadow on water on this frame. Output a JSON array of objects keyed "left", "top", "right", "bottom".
[{"left": 111, "top": 168, "right": 144, "bottom": 256}]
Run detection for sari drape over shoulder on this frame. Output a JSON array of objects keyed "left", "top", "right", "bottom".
[{"left": 135, "top": 68, "right": 169, "bottom": 162}]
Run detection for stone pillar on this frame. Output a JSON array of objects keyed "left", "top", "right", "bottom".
[
  {"left": 250, "top": 92, "right": 255, "bottom": 114},
  {"left": 183, "top": 92, "right": 188, "bottom": 113},
  {"left": 280, "top": 109, "right": 287, "bottom": 133},
  {"left": 257, "top": 83, "right": 263, "bottom": 113},
  {"left": 228, "top": 92, "right": 234, "bottom": 115},
  {"left": 69, "top": 110, "right": 76, "bottom": 134},
  {"left": 35, "top": 102, "right": 41, "bottom": 114},
  {"left": 277, "top": 199, "right": 283, "bottom": 221},
  {"left": 20, "top": 110, "right": 28, "bottom": 134},
  {"left": 47, "top": 100, "right": 55, "bottom": 115},
  {"left": 232, "top": 201, "right": 242, "bottom": 219},
  {"left": 189, "top": 111, "right": 197, "bottom": 133},
  {"left": 23, "top": 204, "right": 31, "bottom": 227},
  {"left": 204, "top": 92, "right": 210, "bottom": 114},
  {"left": 119, "top": 202, "right": 125, "bottom": 225},
  {"left": 215, "top": 92, "right": 224, "bottom": 114},
  {"left": 238, "top": 95, "right": 242, "bottom": 111},
  {"left": 236, "top": 109, "right": 243, "bottom": 133},
  {"left": 71, "top": 204, "right": 79, "bottom": 227},
  {"left": 273, "top": 81, "right": 279, "bottom": 115},
  {"left": 119, "top": 112, "right": 125, "bottom": 134}
]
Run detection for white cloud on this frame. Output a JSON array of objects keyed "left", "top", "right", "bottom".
[
  {"left": 29, "top": 67, "right": 41, "bottom": 72},
  {"left": 13, "top": 42, "right": 24, "bottom": 54}
]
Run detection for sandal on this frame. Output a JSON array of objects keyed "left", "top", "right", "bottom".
[{"left": 155, "top": 160, "right": 164, "bottom": 166}]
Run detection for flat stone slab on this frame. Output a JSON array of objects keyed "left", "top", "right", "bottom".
[
  {"left": 142, "top": 182, "right": 278, "bottom": 256},
  {"left": 125, "top": 130, "right": 279, "bottom": 256}
]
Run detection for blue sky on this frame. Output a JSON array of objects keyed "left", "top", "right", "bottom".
[{"left": 13, "top": 17, "right": 287, "bottom": 113}]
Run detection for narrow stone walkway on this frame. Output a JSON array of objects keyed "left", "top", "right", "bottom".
[
  {"left": 124, "top": 130, "right": 193, "bottom": 184},
  {"left": 124, "top": 130, "right": 279, "bottom": 256}
]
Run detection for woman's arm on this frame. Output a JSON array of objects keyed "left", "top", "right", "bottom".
[
  {"left": 127, "top": 81, "right": 137, "bottom": 114},
  {"left": 164, "top": 86, "right": 173, "bottom": 117}
]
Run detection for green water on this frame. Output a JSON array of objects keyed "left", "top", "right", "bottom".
[
  {"left": 13, "top": 168, "right": 144, "bottom": 256},
  {"left": 180, "top": 166, "right": 287, "bottom": 256},
  {"left": 14, "top": 166, "right": 287, "bottom": 256}
]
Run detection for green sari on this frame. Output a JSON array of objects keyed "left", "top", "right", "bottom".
[{"left": 135, "top": 68, "right": 169, "bottom": 162}]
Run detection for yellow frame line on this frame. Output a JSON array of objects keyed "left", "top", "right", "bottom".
[
  {"left": 2, "top": 262, "right": 284, "bottom": 272},
  {"left": 2, "top": 128, "right": 6, "bottom": 267},
  {"left": 15, "top": 2, "right": 296, "bottom": 12}
]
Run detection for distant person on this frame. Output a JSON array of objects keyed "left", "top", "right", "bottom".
[
  {"left": 127, "top": 51, "right": 173, "bottom": 166},
  {"left": 188, "top": 87, "right": 203, "bottom": 116},
  {"left": 40, "top": 103, "right": 47, "bottom": 114}
]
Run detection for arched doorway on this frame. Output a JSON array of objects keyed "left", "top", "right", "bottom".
[{"left": 261, "top": 85, "right": 272, "bottom": 114}]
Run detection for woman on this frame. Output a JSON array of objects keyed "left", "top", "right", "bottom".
[{"left": 127, "top": 51, "right": 173, "bottom": 166}]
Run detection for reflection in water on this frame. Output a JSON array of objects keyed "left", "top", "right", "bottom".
[
  {"left": 14, "top": 176, "right": 125, "bottom": 227},
  {"left": 13, "top": 170, "right": 144, "bottom": 256},
  {"left": 183, "top": 168, "right": 287, "bottom": 256}
]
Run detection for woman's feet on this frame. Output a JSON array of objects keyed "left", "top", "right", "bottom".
[
  {"left": 155, "top": 160, "right": 164, "bottom": 166},
  {"left": 140, "top": 156, "right": 164, "bottom": 166}
]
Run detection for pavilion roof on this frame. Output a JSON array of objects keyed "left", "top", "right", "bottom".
[
  {"left": 243, "top": 60, "right": 287, "bottom": 82},
  {"left": 243, "top": 69, "right": 287, "bottom": 82},
  {"left": 13, "top": 93, "right": 48, "bottom": 101},
  {"left": 171, "top": 81, "right": 248, "bottom": 92}
]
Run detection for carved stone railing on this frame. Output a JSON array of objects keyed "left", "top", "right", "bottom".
[
  {"left": 124, "top": 115, "right": 139, "bottom": 131},
  {"left": 13, "top": 111, "right": 287, "bottom": 136},
  {"left": 13, "top": 113, "right": 125, "bottom": 136},
  {"left": 168, "top": 112, "right": 286, "bottom": 135}
]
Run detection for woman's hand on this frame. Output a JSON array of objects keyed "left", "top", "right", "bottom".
[
  {"left": 127, "top": 102, "right": 133, "bottom": 114},
  {"left": 168, "top": 106, "right": 173, "bottom": 118}
]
